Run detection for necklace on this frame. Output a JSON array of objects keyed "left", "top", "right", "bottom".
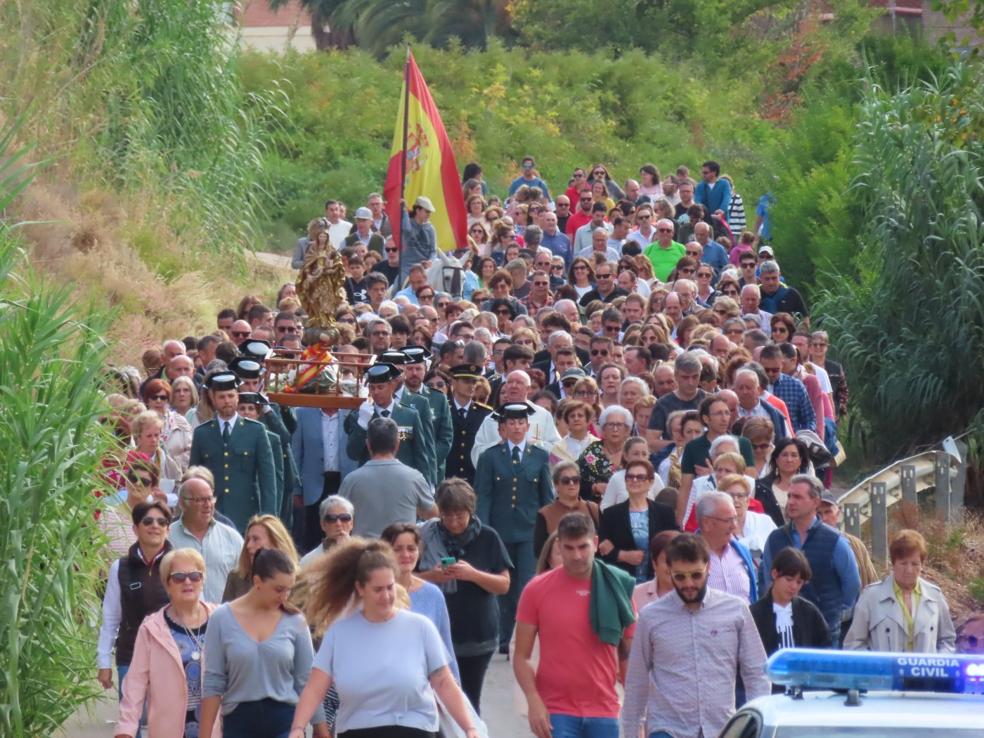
[{"left": 171, "top": 604, "right": 206, "bottom": 662}]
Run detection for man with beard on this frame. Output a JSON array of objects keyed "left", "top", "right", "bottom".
[{"left": 621, "top": 534, "right": 768, "bottom": 738}]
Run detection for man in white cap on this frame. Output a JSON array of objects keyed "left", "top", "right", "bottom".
[
  {"left": 399, "top": 196, "right": 438, "bottom": 283},
  {"left": 343, "top": 206, "right": 385, "bottom": 256}
]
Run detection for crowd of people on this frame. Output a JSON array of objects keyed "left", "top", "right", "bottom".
[{"left": 97, "top": 157, "right": 983, "bottom": 738}]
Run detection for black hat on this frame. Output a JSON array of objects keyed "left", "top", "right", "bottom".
[
  {"left": 377, "top": 350, "right": 410, "bottom": 366},
  {"left": 450, "top": 363, "right": 483, "bottom": 380},
  {"left": 495, "top": 402, "right": 535, "bottom": 422},
  {"left": 402, "top": 345, "right": 431, "bottom": 365},
  {"left": 238, "top": 339, "right": 272, "bottom": 361},
  {"left": 366, "top": 363, "right": 403, "bottom": 384},
  {"left": 237, "top": 392, "right": 270, "bottom": 406},
  {"left": 229, "top": 356, "right": 262, "bottom": 379},
  {"left": 205, "top": 372, "right": 240, "bottom": 391}
]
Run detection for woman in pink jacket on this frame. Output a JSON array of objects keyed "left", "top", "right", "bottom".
[{"left": 115, "top": 548, "right": 219, "bottom": 738}]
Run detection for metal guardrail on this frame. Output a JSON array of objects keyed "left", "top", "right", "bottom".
[{"left": 835, "top": 441, "right": 967, "bottom": 564}]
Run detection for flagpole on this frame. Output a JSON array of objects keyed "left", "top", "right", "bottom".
[{"left": 398, "top": 46, "right": 411, "bottom": 258}]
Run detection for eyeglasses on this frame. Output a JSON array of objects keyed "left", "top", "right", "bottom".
[
  {"left": 603, "top": 422, "right": 629, "bottom": 430},
  {"left": 590, "top": 349, "right": 609, "bottom": 356},
  {"left": 150, "top": 394, "right": 168, "bottom": 401},
  {"left": 604, "top": 324, "right": 620, "bottom": 333},
  {"left": 556, "top": 202, "right": 571, "bottom": 208},
  {"left": 557, "top": 476, "right": 581, "bottom": 485},
  {"left": 579, "top": 197, "right": 592, "bottom": 202},
  {"left": 551, "top": 264, "right": 564, "bottom": 271},
  {"left": 573, "top": 171, "right": 585, "bottom": 178},
  {"left": 385, "top": 247, "right": 399, "bottom": 253},
  {"left": 680, "top": 267, "right": 695, "bottom": 274},
  {"left": 573, "top": 265, "right": 588, "bottom": 271},
  {"left": 169, "top": 571, "right": 204, "bottom": 583},
  {"left": 596, "top": 273, "right": 613, "bottom": 279},
  {"left": 182, "top": 494, "right": 216, "bottom": 505},
  {"left": 810, "top": 341, "right": 828, "bottom": 347},
  {"left": 707, "top": 515, "right": 738, "bottom": 524},
  {"left": 728, "top": 491, "right": 750, "bottom": 501},
  {"left": 657, "top": 228, "right": 673, "bottom": 233},
  {"left": 533, "top": 281, "right": 549, "bottom": 287},
  {"left": 698, "top": 272, "right": 713, "bottom": 279},
  {"left": 276, "top": 325, "right": 298, "bottom": 333},
  {"left": 140, "top": 516, "right": 169, "bottom": 527},
  {"left": 128, "top": 475, "right": 154, "bottom": 487},
  {"left": 741, "top": 262, "right": 757, "bottom": 269},
  {"left": 625, "top": 473, "right": 653, "bottom": 482},
  {"left": 686, "top": 251, "right": 701, "bottom": 257},
  {"left": 231, "top": 331, "right": 250, "bottom": 338},
  {"left": 671, "top": 571, "right": 706, "bottom": 582},
  {"left": 323, "top": 513, "right": 353, "bottom": 523},
  {"left": 418, "top": 293, "right": 434, "bottom": 300}
]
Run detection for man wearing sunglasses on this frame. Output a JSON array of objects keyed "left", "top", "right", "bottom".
[
  {"left": 565, "top": 188, "right": 596, "bottom": 238},
  {"left": 97, "top": 501, "right": 174, "bottom": 697},
  {"left": 339, "top": 417, "right": 437, "bottom": 539},
  {"left": 168, "top": 473, "right": 243, "bottom": 603},
  {"left": 643, "top": 218, "right": 686, "bottom": 281},
  {"left": 621, "top": 534, "right": 769, "bottom": 738}
]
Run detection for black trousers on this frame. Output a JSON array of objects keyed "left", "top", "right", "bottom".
[
  {"left": 457, "top": 651, "right": 494, "bottom": 716},
  {"left": 302, "top": 471, "right": 341, "bottom": 553},
  {"left": 339, "top": 728, "right": 435, "bottom": 738}
]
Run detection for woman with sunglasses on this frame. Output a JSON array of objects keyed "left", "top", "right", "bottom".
[
  {"left": 130, "top": 410, "right": 183, "bottom": 504},
  {"left": 587, "top": 164, "right": 625, "bottom": 201},
  {"left": 694, "top": 264, "right": 718, "bottom": 306},
  {"left": 567, "top": 256, "right": 596, "bottom": 299},
  {"left": 598, "top": 458, "right": 677, "bottom": 582},
  {"left": 533, "top": 461, "right": 600, "bottom": 557},
  {"left": 98, "top": 501, "right": 173, "bottom": 703},
  {"left": 115, "top": 548, "right": 217, "bottom": 738},
  {"left": 222, "top": 514, "right": 300, "bottom": 602},
  {"left": 102, "top": 452, "right": 161, "bottom": 559},
  {"left": 142, "top": 379, "right": 193, "bottom": 471}
]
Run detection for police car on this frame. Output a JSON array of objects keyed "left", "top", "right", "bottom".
[{"left": 719, "top": 649, "right": 984, "bottom": 738}]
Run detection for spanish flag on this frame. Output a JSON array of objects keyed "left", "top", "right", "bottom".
[{"left": 383, "top": 50, "right": 467, "bottom": 253}]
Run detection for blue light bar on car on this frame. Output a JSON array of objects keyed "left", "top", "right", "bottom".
[{"left": 766, "top": 649, "right": 984, "bottom": 695}]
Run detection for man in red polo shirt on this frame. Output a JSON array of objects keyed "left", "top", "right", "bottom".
[{"left": 514, "top": 512, "right": 636, "bottom": 738}]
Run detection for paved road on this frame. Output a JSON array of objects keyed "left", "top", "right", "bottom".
[{"left": 61, "top": 654, "right": 532, "bottom": 737}]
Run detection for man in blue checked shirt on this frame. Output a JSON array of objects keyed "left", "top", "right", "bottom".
[{"left": 759, "top": 345, "right": 816, "bottom": 433}]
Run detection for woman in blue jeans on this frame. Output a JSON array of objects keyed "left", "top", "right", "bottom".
[{"left": 200, "top": 549, "right": 328, "bottom": 738}]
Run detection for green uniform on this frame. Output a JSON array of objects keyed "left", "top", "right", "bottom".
[
  {"left": 408, "top": 386, "right": 453, "bottom": 482},
  {"left": 474, "top": 442, "right": 555, "bottom": 543},
  {"left": 344, "top": 403, "right": 431, "bottom": 481},
  {"left": 265, "top": 429, "right": 285, "bottom": 523},
  {"left": 189, "top": 416, "right": 277, "bottom": 534},
  {"left": 397, "top": 389, "right": 438, "bottom": 486},
  {"left": 259, "top": 405, "right": 297, "bottom": 527}
]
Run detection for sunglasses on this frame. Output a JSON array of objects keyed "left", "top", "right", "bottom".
[
  {"left": 591, "top": 349, "right": 609, "bottom": 356},
  {"left": 231, "top": 331, "right": 250, "bottom": 338},
  {"left": 169, "top": 571, "right": 204, "bottom": 583},
  {"left": 686, "top": 251, "right": 701, "bottom": 257},
  {"left": 557, "top": 476, "right": 581, "bottom": 485},
  {"left": 625, "top": 473, "right": 653, "bottom": 482},
  {"left": 596, "top": 273, "right": 613, "bottom": 279},
  {"left": 579, "top": 197, "right": 592, "bottom": 202},
  {"left": 276, "top": 326, "right": 298, "bottom": 333},
  {"left": 418, "top": 293, "right": 435, "bottom": 300},
  {"left": 657, "top": 228, "right": 673, "bottom": 233},
  {"left": 556, "top": 202, "right": 571, "bottom": 207},
  {"left": 128, "top": 475, "right": 154, "bottom": 487},
  {"left": 324, "top": 513, "right": 353, "bottom": 523},
  {"left": 672, "top": 571, "right": 706, "bottom": 582},
  {"left": 533, "top": 281, "right": 549, "bottom": 287},
  {"left": 680, "top": 268, "right": 695, "bottom": 274},
  {"left": 150, "top": 394, "right": 168, "bottom": 401},
  {"left": 140, "top": 516, "right": 169, "bottom": 527},
  {"left": 385, "top": 247, "right": 399, "bottom": 253}
]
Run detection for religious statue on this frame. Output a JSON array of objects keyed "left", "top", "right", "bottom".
[{"left": 295, "top": 219, "right": 346, "bottom": 331}]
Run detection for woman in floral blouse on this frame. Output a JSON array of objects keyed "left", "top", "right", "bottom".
[{"left": 577, "top": 405, "right": 632, "bottom": 505}]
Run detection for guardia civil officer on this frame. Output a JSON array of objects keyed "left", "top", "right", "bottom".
[
  {"left": 474, "top": 403, "right": 555, "bottom": 652},
  {"left": 188, "top": 372, "right": 277, "bottom": 533}
]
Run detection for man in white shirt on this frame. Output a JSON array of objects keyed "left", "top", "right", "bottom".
[{"left": 325, "top": 198, "right": 352, "bottom": 248}]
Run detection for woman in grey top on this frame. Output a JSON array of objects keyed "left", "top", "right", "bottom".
[
  {"left": 290, "top": 538, "right": 478, "bottom": 738},
  {"left": 399, "top": 197, "right": 438, "bottom": 284},
  {"left": 200, "top": 549, "right": 327, "bottom": 738}
]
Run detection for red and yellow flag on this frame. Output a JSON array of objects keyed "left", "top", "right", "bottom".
[{"left": 383, "top": 50, "right": 467, "bottom": 253}]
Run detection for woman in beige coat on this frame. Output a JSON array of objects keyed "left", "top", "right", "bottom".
[{"left": 845, "top": 529, "right": 956, "bottom": 653}]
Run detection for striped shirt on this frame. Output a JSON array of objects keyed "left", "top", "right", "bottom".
[
  {"left": 621, "top": 588, "right": 770, "bottom": 738},
  {"left": 707, "top": 541, "right": 752, "bottom": 602}
]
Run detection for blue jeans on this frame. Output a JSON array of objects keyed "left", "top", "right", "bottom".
[
  {"left": 549, "top": 714, "right": 619, "bottom": 738},
  {"left": 223, "top": 698, "right": 295, "bottom": 738},
  {"left": 117, "top": 665, "right": 144, "bottom": 738},
  {"left": 498, "top": 541, "right": 536, "bottom": 649}
]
